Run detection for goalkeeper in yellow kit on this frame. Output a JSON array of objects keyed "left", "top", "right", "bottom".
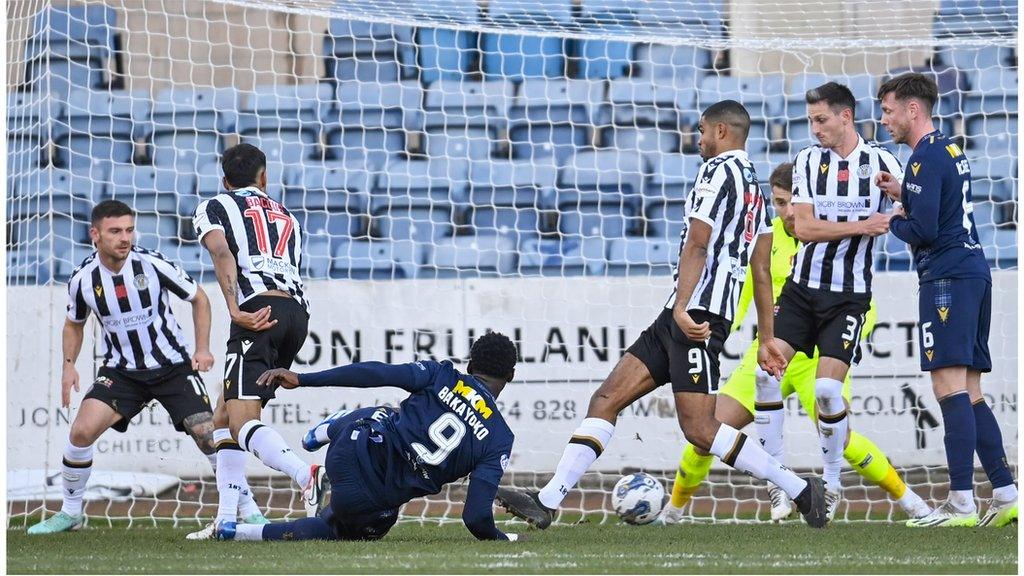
[{"left": 660, "top": 163, "right": 932, "bottom": 523}]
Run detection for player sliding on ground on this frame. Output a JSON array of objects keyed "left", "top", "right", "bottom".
[
  {"left": 659, "top": 163, "right": 931, "bottom": 524},
  {"left": 213, "top": 332, "right": 521, "bottom": 542},
  {"left": 876, "top": 73, "right": 1017, "bottom": 527},
  {"left": 29, "top": 200, "right": 264, "bottom": 534},
  {"left": 496, "top": 100, "right": 829, "bottom": 530}
]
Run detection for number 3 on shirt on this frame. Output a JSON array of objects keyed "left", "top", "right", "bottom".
[{"left": 244, "top": 207, "right": 293, "bottom": 258}]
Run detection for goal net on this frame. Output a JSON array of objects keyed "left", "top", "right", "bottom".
[{"left": 6, "top": 0, "right": 1018, "bottom": 528}]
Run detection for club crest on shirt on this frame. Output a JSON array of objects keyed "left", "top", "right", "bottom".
[
  {"left": 742, "top": 166, "right": 753, "bottom": 183},
  {"left": 911, "top": 162, "right": 921, "bottom": 176},
  {"left": 857, "top": 164, "right": 872, "bottom": 179},
  {"left": 500, "top": 454, "right": 510, "bottom": 470},
  {"left": 133, "top": 273, "right": 148, "bottom": 290}
]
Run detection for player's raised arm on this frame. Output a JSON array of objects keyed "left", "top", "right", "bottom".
[
  {"left": 889, "top": 163, "right": 942, "bottom": 245},
  {"left": 257, "top": 360, "right": 441, "bottom": 392}
]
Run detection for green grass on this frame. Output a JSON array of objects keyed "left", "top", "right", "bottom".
[{"left": 7, "top": 521, "right": 1017, "bottom": 574}]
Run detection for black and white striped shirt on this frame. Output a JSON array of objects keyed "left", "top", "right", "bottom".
[
  {"left": 791, "top": 138, "right": 903, "bottom": 293},
  {"left": 665, "top": 149, "right": 772, "bottom": 321},
  {"left": 67, "top": 247, "right": 198, "bottom": 371},
  {"left": 193, "top": 186, "right": 308, "bottom": 311}
]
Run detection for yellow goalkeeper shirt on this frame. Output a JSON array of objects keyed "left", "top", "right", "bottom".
[{"left": 732, "top": 217, "right": 876, "bottom": 335}]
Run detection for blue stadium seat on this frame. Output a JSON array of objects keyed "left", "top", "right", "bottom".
[
  {"left": 606, "top": 237, "right": 676, "bottom": 276},
  {"left": 508, "top": 80, "right": 603, "bottom": 164},
  {"left": 134, "top": 213, "right": 180, "bottom": 252},
  {"left": 25, "top": 56, "right": 104, "bottom": 101},
  {"left": 55, "top": 244, "right": 97, "bottom": 283},
  {"left": 749, "top": 151, "right": 794, "bottom": 187},
  {"left": 468, "top": 159, "right": 558, "bottom": 241},
  {"left": 873, "top": 233, "right": 912, "bottom": 272},
  {"left": 302, "top": 237, "right": 333, "bottom": 280},
  {"left": 237, "top": 83, "right": 332, "bottom": 164},
  {"left": 7, "top": 94, "right": 61, "bottom": 173},
  {"left": 785, "top": 73, "right": 876, "bottom": 122},
  {"left": 373, "top": 158, "right": 469, "bottom": 210},
  {"left": 150, "top": 87, "right": 237, "bottom": 169},
  {"left": 108, "top": 165, "right": 197, "bottom": 216},
  {"left": 372, "top": 205, "right": 454, "bottom": 244},
  {"left": 55, "top": 89, "right": 148, "bottom": 172},
  {"left": 518, "top": 237, "right": 606, "bottom": 276},
  {"left": 283, "top": 160, "right": 373, "bottom": 214},
  {"left": 574, "top": 2, "right": 638, "bottom": 80},
  {"left": 965, "top": 113, "right": 1018, "bottom": 153},
  {"left": 933, "top": 0, "right": 1018, "bottom": 39},
  {"left": 411, "top": 0, "right": 480, "bottom": 83},
  {"left": 422, "top": 234, "right": 517, "bottom": 278},
  {"left": 633, "top": 43, "right": 712, "bottom": 81},
  {"left": 331, "top": 239, "right": 418, "bottom": 279},
  {"left": 27, "top": 4, "right": 116, "bottom": 60},
  {"left": 422, "top": 80, "right": 515, "bottom": 161},
  {"left": 698, "top": 75, "right": 785, "bottom": 152},
  {"left": 322, "top": 81, "right": 420, "bottom": 168},
  {"left": 972, "top": 177, "right": 1013, "bottom": 202},
  {"left": 298, "top": 211, "right": 368, "bottom": 252},
  {"left": 990, "top": 228, "right": 1018, "bottom": 268},
  {"left": 170, "top": 243, "right": 214, "bottom": 282},
  {"left": 605, "top": 79, "right": 687, "bottom": 128},
  {"left": 481, "top": 0, "right": 572, "bottom": 80},
  {"left": 636, "top": 0, "right": 724, "bottom": 38},
  {"left": 323, "top": 19, "right": 414, "bottom": 82},
  {"left": 557, "top": 150, "right": 645, "bottom": 238},
  {"left": 963, "top": 68, "right": 1018, "bottom": 116}
]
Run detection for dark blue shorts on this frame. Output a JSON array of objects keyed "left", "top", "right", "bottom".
[
  {"left": 322, "top": 406, "right": 399, "bottom": 539},
  {"left": 918, "top": 278, "right": 992, "bottom": 372}
]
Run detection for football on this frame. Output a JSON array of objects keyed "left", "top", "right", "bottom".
[{"left": 611, "top": 472, "right": 665, "bottom": 525}]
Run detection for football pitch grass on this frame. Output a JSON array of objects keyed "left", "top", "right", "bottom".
[{"left": 6, "top": 520, "right": 1018, "bottom": 574}]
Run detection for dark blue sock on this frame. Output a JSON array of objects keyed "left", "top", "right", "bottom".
[
  {"left": 261, "top": 517, "right": 336, "bottom": 541},
  {"left": 973, "top": 399, "right": 1015, "bottom": 489},
  {"left": 939, "top": 392, "right": 977, "bottom": 491}
]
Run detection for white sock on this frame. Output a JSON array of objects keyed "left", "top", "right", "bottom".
[
  {"left": 950, "top": 489, "right": 976, "bottom": 512},
  {"left": 754, "top": 368, "right": 785, "bottom": 463},
  {"left": 239, "top": 420, "right": 311, "bottom": 488},
  {"left": 60, "top": 441, "right": 94, "bottom": 517},
  {"left": 215, "top": 428, "right": 247, "bottom": 523},
  {"left": 992, "top": 484, "right": 1018, "bottom": 503},
  {"left": 815, "top": 378, "right": 848, "bottom": 491},
  {"left": 897, "top": 488, "right": 927, "bottom": 513},
  {"left": 234, "top": 523, "right": 265, "bottom": 541},
  {"left": 538, "top": 418, "right": 615, "bottom": 510},
  {"left": 209, "top": 430, "right": 261, "bottom": 520},
  {"left": 710, "top": 423, "right": 807, "bottom": 499}
]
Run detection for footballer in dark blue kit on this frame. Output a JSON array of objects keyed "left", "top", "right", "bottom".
[
  {"left": 876, "top": 73, "right": 1017, "bottom": 528},
  {"left": 215, "top": 332, "right": 522, "bottom": 542}
]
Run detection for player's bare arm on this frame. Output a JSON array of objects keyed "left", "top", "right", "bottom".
[
  {"left": 749, "top": 232, "right": 786, "bottom": 378},
  {"left": 201, "top": 228, "right": 277, "bottom": 332},
  {"left": 190, "top": 286, "right": 214, "bottom": 372},
  {"left": 672, "top": 218, "right": 713, "bottom": 341},
  {"left": 61, "top": 318, "right": 85, "bottom": 409},
  {"left": 791, "top": 204, "right": 891, "bottom": 243},
  {"left": 256, "top": 368, "right": 300, "bottom": 389}
]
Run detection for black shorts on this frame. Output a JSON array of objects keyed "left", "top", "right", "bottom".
[
  {"left": 774, "top": 279, "right": 871, "bottom": 366},
  {"left": 83, "top": 363, "right": 212, "bottom": 433},
  {"left": 222, "top": 295, "right": 309, "bottom": 406},
  {"left": 626, "top": 308, "right": 729, "bottom": 394}
]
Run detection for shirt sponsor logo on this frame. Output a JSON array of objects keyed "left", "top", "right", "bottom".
[
  {"left": 906, "top": 183, "right": 923, "bottom": 194},
  {"left": 250, "top": 256, "right": 296, "bottom": 276},
  {"left": 945, "top": 143, "right": 963, "bottom": 158},
  {"left": 102, "top": 309, "right": 155, "bottom": 330},
  {"left": 451, "top": 380, "right": 493, "bottom": 419},
  {"left": 813, "top": 197, "right": 870, "bottom": 217}
]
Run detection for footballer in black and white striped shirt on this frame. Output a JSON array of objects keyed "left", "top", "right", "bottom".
[
  {"left": 772, "top": 82, "right": 902, "bottom": 513},
  {"left": 190, "top": 143, "right": 323, "bottom": 540},
  {"left": 28, "top": 200, "right": 223, "bottom": 535},
  {"left": 493, "top": 101, "right": 832, "bottom": 532}
]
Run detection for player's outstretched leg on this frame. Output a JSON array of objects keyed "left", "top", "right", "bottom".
[
  {"left": 658, "top": 444, "right": 713, "bottom": 524},
  {"left": 971, "top": 393, "right": 1018, "bottom": 527},
  {"left": 219, "top": 517, "right": 336, "bottom": 541},
  {"left": 498, "top": 354, "right": 656, "bottom": 529},
  {"left": 843, "top": 432, "right": 931, "bottom": 519},
  {"left": 753, "top": 368, "right": 793, "bottom": 522}
]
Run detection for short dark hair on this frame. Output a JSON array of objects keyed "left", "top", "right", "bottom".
[
  {"left": 701, "top": 99, "right": 750, "bottom": 140},
  {"left": 220, "top": 143, "right": 267, "bottom": 189},
  {"left": 877, "top": 72, "right": 938, "bottom": 113},
  {"left": 806, "top": 82, "right": 856, "bottom": 116},
  {"left": 467, "top": 331, "right": 518, "bottom": 381},
  {"left": 91, "top": 199, "right": 134, "bottom": 225},
  {"left": 769, "top": 162, "right": 794, "bottom": 192}
]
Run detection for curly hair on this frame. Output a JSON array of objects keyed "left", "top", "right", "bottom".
[{"left": 467, "top": 331, "right": 517, "bottom": 381}]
